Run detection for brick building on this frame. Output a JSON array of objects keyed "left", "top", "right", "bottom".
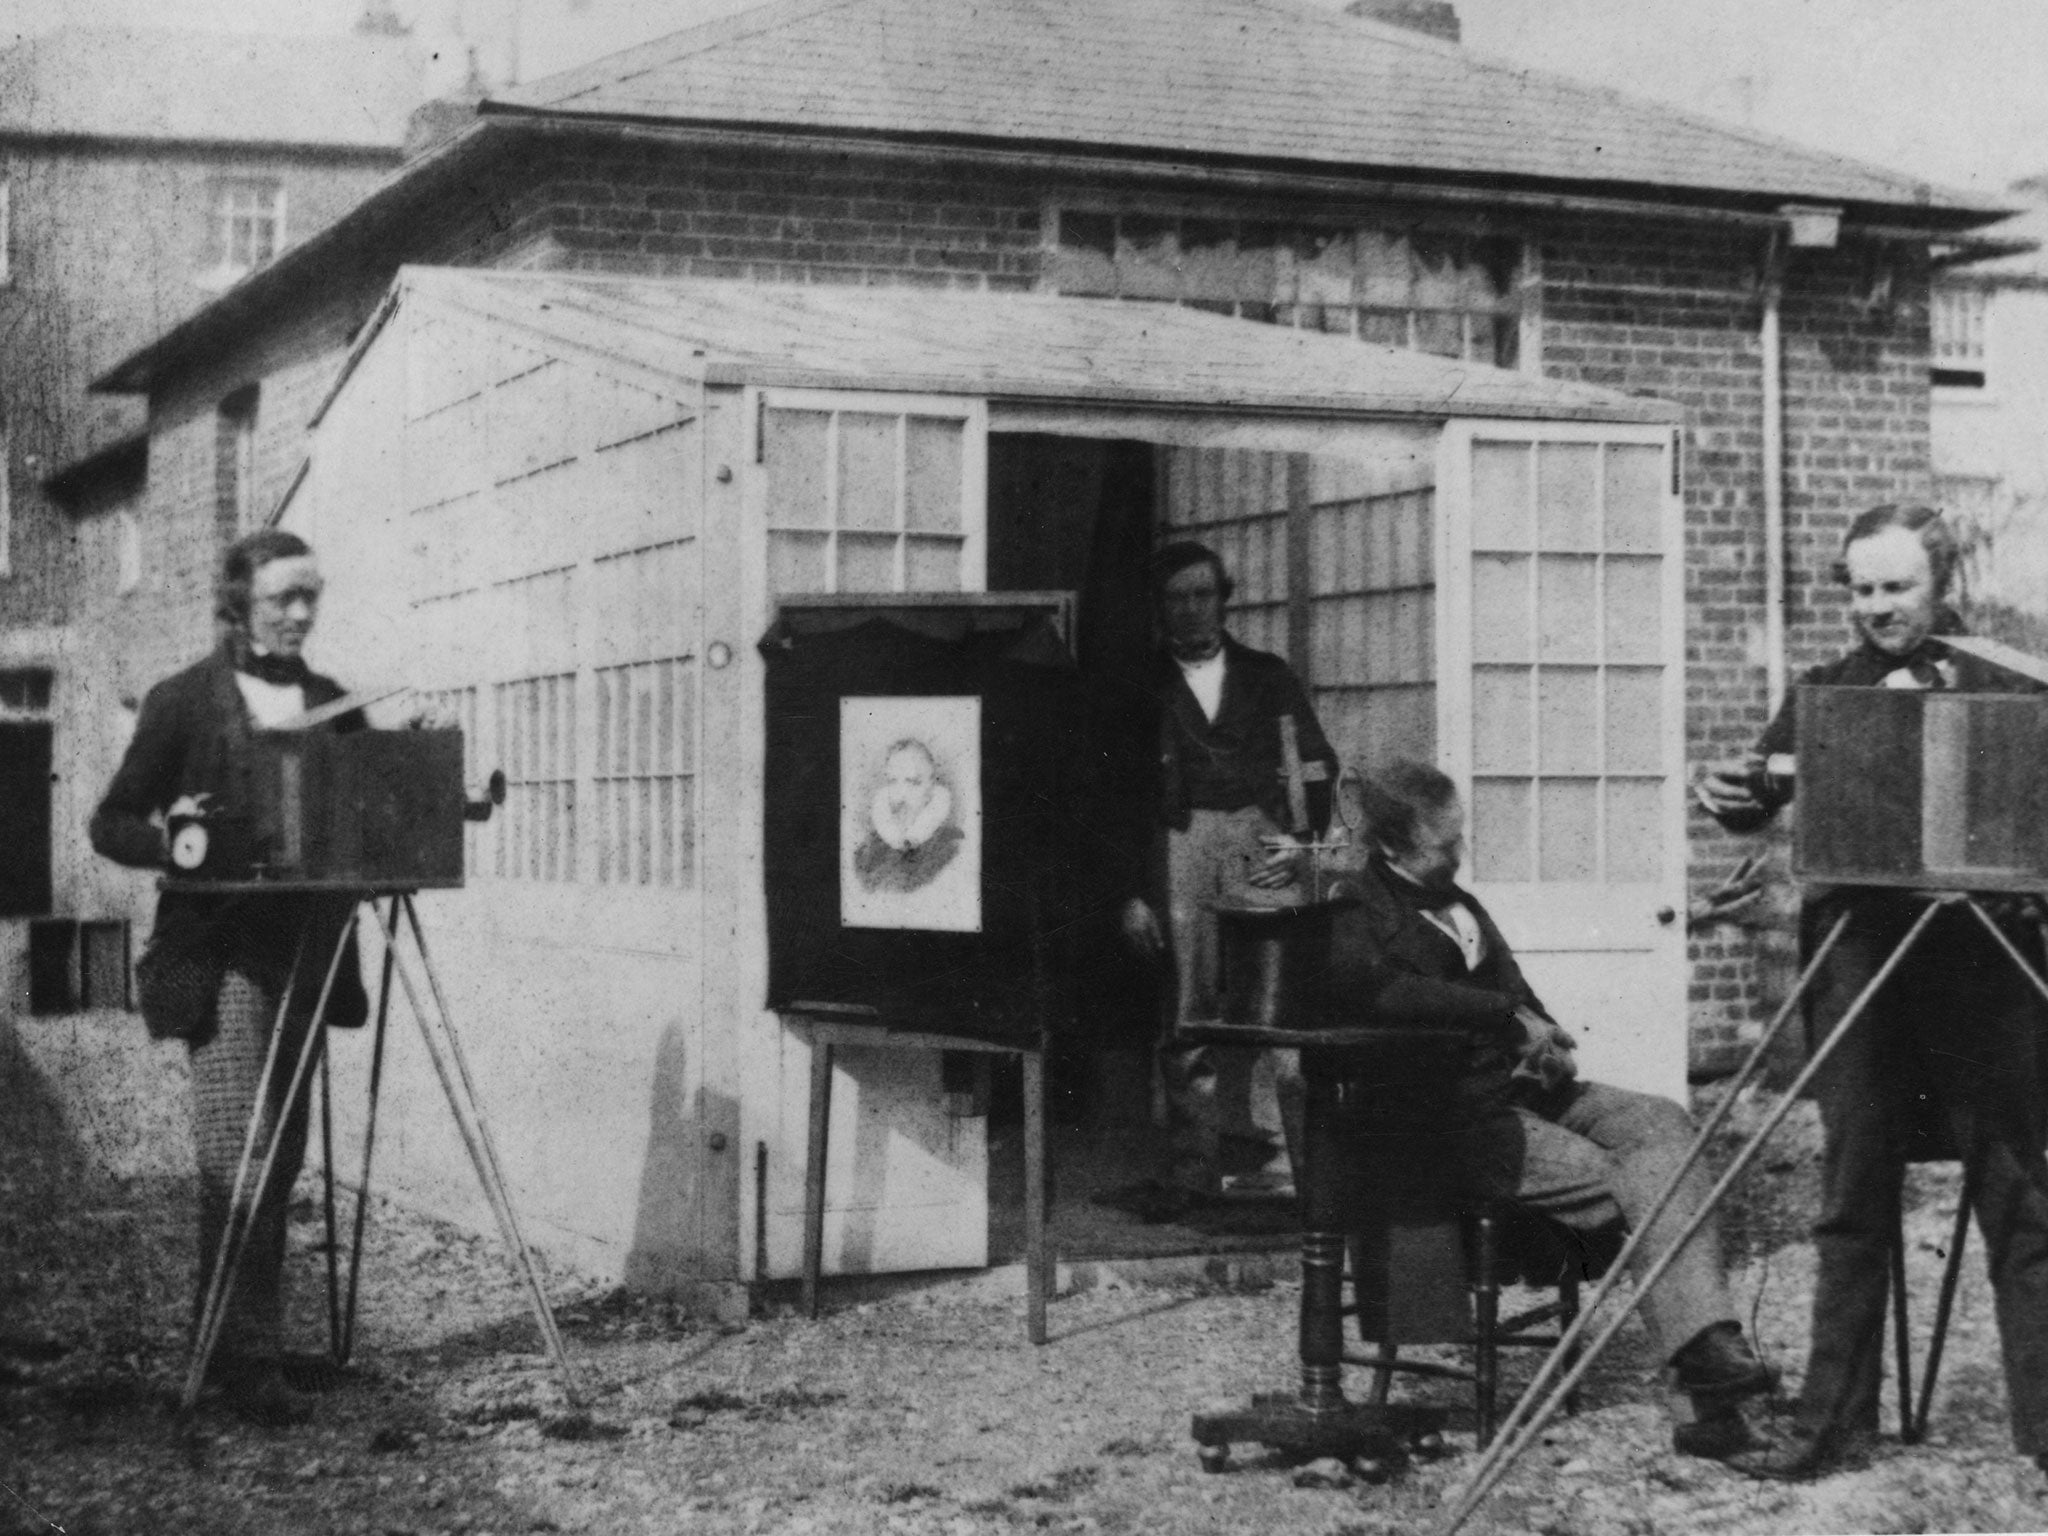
[
  {"left": 75, "top": 0, "right": 2010, "bottom": 1296},
  {"left": 0, "top": 25, "right": 421, "bottom": 1001}
]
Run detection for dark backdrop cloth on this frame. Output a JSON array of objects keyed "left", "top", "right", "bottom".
[{"left": 761, "top": 609, "right": 1095, "bottom": 1045}]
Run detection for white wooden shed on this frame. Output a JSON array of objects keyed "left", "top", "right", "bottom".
[{"left": 285, "top": 266, "right": 1689, "bottom": 1302}]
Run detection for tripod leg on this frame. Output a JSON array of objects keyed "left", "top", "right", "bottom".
[
  {"left": 376, "top": 897, "right": 577, "bottom": 1399},
  {"left": 322, "top": 1043, "right": 342, "bottom": 1364},
  {"left": 1438, "top": 898, "right": 1946, "bottom": 1536},
  {"left": 341, "top": 896, "right": 401, "bottom": 1367},
  {"left": 1912, "top": 1158, "right": 1977, "bottom": 1442}
]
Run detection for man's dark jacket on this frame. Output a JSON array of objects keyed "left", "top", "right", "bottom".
[
  {"left": 1154, "top": 634, "right": 1337, "bottom": 832},
  {"left": 1326, "top": 855, "right": 1541, "bottom": 1109},
  {"left": 91, "top": 644, "right": 370, "bottom": 1040}
]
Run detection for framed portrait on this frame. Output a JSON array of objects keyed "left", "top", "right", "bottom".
[{"left": 840, "top": 695, "right": 982, "bottom": 932}]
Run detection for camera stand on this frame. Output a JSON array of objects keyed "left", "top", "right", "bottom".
[{"left": 178, "top": 886, "right": 576, "bottom": 1411}]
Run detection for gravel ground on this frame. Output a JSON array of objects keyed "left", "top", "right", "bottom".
[{"left": 7, "top": 1040, "right": 2048, "bottom": 1536}]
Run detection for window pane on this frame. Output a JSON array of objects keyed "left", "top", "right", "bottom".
[
  {"left": 1537, "top": 556, "right": 1598, "bottom": 663},
  {"left": 1537, "top": 442, "right": 1598, "bottom": 551},
  {"left": 1537, "top": 667, "right": 1599, "bottom": 774},
  {"left": 1605, "top": 779, "right": 1663, "bottom": 882},
  {"left": 1414, "top": 312, "right": 1463, "bottom": 357},
  {"left": 904, "top": 536, "right": 962, "bottom": 589},
  {"left": 837, "top": 412, "right": 898, "bottom": 532},
  {"left": 1603, "top": 443, "right": 1664, "bottom": 553},
  {"left": 1538, "top": 779, "right": 1598, "bottom": 881},
  {"left": 1471, "top": 442, "right": 1529, "bottom": 551},
  {"left": 1605, "top": 668, "right": 1662, "bottom": 774},
  {"left": 1473, "top": 667, "right": 1531, "bottom": 774},
  {"left": 764, "top": 410, "right": 831, "bottom": 528},
  {"left": 837, "top": 533, "right": 897, "bottom": 592},
  {"left": 767, "top": 530, "right": 828, "bottom": 593},
  {"left": 1473, "top": 554, "right": 1530, "bottom": 663},
  {"left": 1605, "top": 558, "right": 1662, "bottom": 663},
  {"left": 904, "top": 417, "right": 963, "bottom": 533},
  {"left": 1053, "top": 210, "right": 1116, "bottom": 295},
  {"left": 1118, "top": 215, "right": 1180, "bottom": 298},
  {"left": 1471, "top": 779, "right": 1532, "bottom": 883}
]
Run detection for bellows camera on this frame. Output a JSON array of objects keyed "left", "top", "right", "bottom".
[{"left": 173, "top": 729, "right": 500, "bottom": 889}]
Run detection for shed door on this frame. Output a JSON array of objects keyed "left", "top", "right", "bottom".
[
  {"left": 1436, "top": 422, "right": 1687, "bottom": 1100},
  {"left": 752, "top": 388, "right": 995, "bottom": 1277}
]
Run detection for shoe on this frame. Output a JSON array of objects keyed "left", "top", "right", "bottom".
[
  {"left": 1726, "top": 1423, "right": 1875, "bottom": 1483},
  {"left": 1672, "top": 1402, "right": 1765, "bottom": 1461},
  {"left": 210, "top": 1356, "right": 313, "bottom": 1428},
  {"left": 1671, "top": 1321, "right": 1777, "bottom": 1401}
]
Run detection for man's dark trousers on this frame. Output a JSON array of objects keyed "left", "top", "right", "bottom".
[{"left": 1798, "top": 893, "right": 2048, "bottom": 1453}]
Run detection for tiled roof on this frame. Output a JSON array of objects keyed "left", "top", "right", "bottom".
[
  {"left": 492, "top": 0, "right": 1990, "bottom": 219},
  {"left": 374, "top": 266, "right": 1677, "bottom": 423},
  {"left": 0, "top": 28, "right": 421, "bottom": 149}
]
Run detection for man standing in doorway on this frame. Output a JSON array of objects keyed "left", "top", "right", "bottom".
[{"left": 1121, "top": 540, "right": 1339, "bottom": 1216}]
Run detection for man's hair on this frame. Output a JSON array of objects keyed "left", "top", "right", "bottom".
[
  {"left": 1832, "top": 504, "right": 1961, "bottom": 597},
  {"left": 1150, "top": 540, "right": 1234, "bottom": 604},
  {"left": 1360, "top": 759, "right": 1459, "bottom": 858},
  {"left": 216, "top": 528, "right": 315, "bottom": 626},
  {"left": 883, "top": 737, "right": 937, "bottom": 776}
]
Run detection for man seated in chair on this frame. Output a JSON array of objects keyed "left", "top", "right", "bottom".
[{"left": 1333, "top": 759, "right": 1774, "bottom": 1457}]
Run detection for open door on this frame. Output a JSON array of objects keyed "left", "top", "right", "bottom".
[{"left": 1436, "top": 422, "right": 1688, "bottom": 1101}]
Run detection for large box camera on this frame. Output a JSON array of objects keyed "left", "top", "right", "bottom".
[
  {"left": 171, "top": 729, "right": 470, "bottom": 889},
  {"left": 1794, "top": 686, "right": 2048, "bottom": 893}
]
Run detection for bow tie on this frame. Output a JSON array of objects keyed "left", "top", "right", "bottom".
[
  {"left": 1885, "top": 652, "right": 1949, "bottom": 691},
  {"left": 1382, "top": 862, "right": 1465, "bottom": 911},
  {"left": 239, "top": 649, "right": 309, "bottom": 687}
]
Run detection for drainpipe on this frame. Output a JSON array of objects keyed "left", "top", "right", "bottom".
[
  {"left": 1760, "top": 232, "right": 1788, "bottom": 709},
  {"left": 1760, "top": 204, "right": 1842, "bottom": 711}
]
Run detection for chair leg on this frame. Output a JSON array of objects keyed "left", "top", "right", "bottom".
[
  {"left": 1891, "top": 1190, "right": 1916, "bottom": 1443},
  {"left": 1473, "top": 1206, "right": 1500, "bottom": 1448},
  {"left": 1559, "top": 1266, "right": 1582, "bottom": 1417},
  {"left": 1022, "top": 1046, "right": 1049, "bottom": 1347},
  {"left": 1369, "top": 1341, "right": 1398, "bottom": 1408}
]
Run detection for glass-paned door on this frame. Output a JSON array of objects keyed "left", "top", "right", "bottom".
[{"left": 1437, "top": 421, "right": 1686, "bottom": 1099}]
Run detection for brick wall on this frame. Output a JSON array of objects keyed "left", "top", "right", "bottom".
[{"left": 1537, "top": 217, "right": 1934, "bottom": 1068}]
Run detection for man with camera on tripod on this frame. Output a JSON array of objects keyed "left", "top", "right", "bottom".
[{"left": 1700, "top": 503, "right": 2048, "bottom": 1480}]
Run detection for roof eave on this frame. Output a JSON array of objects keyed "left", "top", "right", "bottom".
[{"left": 479, "top": 99, "right": 2008, "bottom": 234}]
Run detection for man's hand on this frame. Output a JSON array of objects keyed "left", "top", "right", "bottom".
[
  {"left": 1511, "top": 1004, "right": 1578, "bottom": 1092},
  {"left": 1694, "top": 757, "right": 1763, "bottom": 818},
  {"left": 1120, "top": 897, "right": 1165, "bottom": 960},
  {"left": 1246, "top": 833, "right": 1306, "bottom": 891}
]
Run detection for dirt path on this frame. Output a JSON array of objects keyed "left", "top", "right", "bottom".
[{"left": 7, "top": 1053, "right": 2048, "bottom": 1535}]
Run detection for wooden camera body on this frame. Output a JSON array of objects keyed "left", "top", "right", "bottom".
[
  {"left": 180, "top": 729, "right": 469, "bottom": 889},
  {"left": 1794, "top": 686, "right": 2048, "bottom": 893}
]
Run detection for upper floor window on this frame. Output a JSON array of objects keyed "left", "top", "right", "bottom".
[
  {"left": 203, "top": 178, "right": 286, "bottom": 286},
  {"left": 1048, "top": 207, "right": 1524, "bottom": 368},
  {"left": 1932, "top": 285, "right": 1988, "bottom": 389}
]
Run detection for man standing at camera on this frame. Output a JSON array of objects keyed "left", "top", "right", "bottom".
[
  {"left": 1120, "top": 540, "right": 1338, "bottom": 1215},
  {"left": 91, "top": 529, "right": 368, "bottom": 1427},
  {"left": 1700, "top": 504, "right": 2048, "bottom": 1480}
]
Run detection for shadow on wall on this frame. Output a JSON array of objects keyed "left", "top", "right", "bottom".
[
  {"left": 0, "top": 1014, "right": 90, "bottom": 1190},
  {"left": 0, "top": 1009, "right": 194, "bottom": 1184},
  {"left": 622, "top": 1016, "right": 742, "bottom": 1319}
]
